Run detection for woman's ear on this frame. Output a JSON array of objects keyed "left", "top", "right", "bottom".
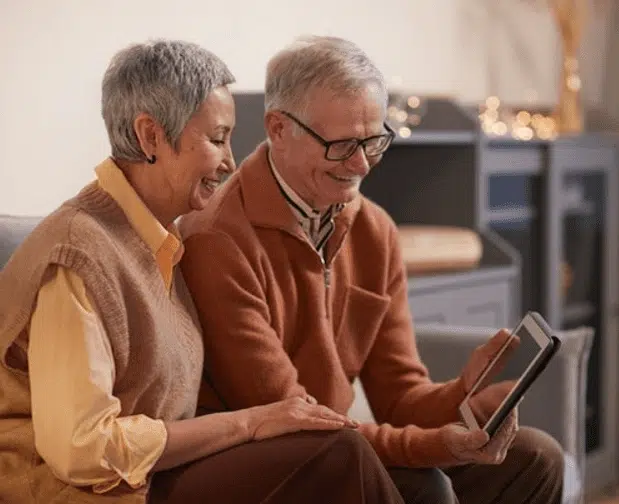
[
  {"left": 133, "top": 113, "right": 162, "bottom": 161},
  {"left": 264, "top": 111, "right": 286, "bottom": 148}
]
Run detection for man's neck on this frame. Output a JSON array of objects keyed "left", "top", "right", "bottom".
[{"left": 268, "top": 149, "right": 328, "bottom": 215}]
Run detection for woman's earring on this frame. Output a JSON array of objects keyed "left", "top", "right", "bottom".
[{"left": 147, "top": 155, "right": 157, "bottom": 164}]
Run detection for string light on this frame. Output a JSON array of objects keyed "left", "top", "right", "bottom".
[
  {"left": 398, "top": 127, "right": 412, "bottom": 138},
  {"left": 478, "top": 95, "right": 558, "bottom": 141},
  {"left": 388, "top": 74, "right": 560, "bottom": 142},
  {"left": 387, "top": 78, "right": 428, "bottom": 137}
]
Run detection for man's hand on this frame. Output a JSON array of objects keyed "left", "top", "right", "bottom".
[
  {"left": 440, "top": 408, "right": 519, "bottom": 465},
  {"left": 469, "top": 380, "right": 518, "bottom": 422},
  {"left": 461, "top": 328, "right": 520, "bottom": 394}
]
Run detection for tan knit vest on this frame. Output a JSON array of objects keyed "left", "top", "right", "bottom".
[{"left": 0, "top": 182, "right": 204, "bottom": 504}]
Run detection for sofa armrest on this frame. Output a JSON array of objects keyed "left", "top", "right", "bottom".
[
  {"left": 415, "top": 323, "right": 593, "bottom": 501},
  {"left": 0, "top": 214, "right": 41, "bottom": 269},
  {"left": 415, "top": 324, "right": 593, "bottom": 455}
]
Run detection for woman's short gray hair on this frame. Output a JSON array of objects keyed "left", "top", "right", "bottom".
[
  {"left": 102, "top": 39, "right": 235, "bottom": 162},
  {"left": 264, "top": 35, "right": 387, "bottom": 119}
]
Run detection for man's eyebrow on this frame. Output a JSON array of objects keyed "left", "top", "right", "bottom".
[{"left": 213, "top": 125, "right": 232, "bottom": 133}]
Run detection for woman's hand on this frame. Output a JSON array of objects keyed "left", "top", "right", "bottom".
[
  {"left": 153, "top": 396, "right": 358, "bottom": 472},
  {"left": 244, "top": 397, "right": 360, "bottom": 441}
]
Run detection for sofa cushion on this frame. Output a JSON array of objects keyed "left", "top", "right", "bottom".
[{"left": 0, "top": 215, "right": 41, "bottom": 269}]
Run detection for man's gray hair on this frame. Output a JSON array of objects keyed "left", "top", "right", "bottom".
[
  {"left": 264, "top": 35, "right": 387, "bottom": 119},
  {"left": 102, "top": 39, "right": 235, "bottom": 162}
]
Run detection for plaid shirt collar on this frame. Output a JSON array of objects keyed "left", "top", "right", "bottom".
[{"left": 267, "top": 149, "right": 344, "bottom": 253}]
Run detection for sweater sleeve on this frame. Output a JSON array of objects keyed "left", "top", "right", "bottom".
[
  {"left": 180, "top": 231, "right": 308, "bottom": 409},
  {"left": 28, "top": 266, "right": 167, "bottom": 493},
  {"left": 357, "top": 220, "right": 470, "bottom": 463}
]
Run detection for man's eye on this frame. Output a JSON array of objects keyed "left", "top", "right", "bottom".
[{"left": 211, "top": 139, "right": 225, "bottom": 146}]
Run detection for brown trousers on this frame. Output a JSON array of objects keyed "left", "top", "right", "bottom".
[
  {"left": 149, "top": 429, "right": 405, "bottom": 504},
  {"left": 387, "top": 427, "right": 565, "bottom": 504},
  {"left": 149, "top": 426, "right": 563, "bottom": 504}
]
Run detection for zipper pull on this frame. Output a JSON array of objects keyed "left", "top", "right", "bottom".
[{"left": 324, "top": 267, "right": 331, "bottom": 289}]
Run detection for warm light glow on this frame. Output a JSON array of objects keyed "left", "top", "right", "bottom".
[
  {"left": 482, "top": 121, "right": 494, "bottom": 134},
  {"left": 398, "top": 126, "right": 412, "bottom": 138},
  {"left": 478, "top": 95, "right": 560, "bottom": 141},
  {"left": 408, "top": 114, "right": 422, "bottom": 126},
  {"left": 407, "top": 96, "right": 421, "bottom": 109},
  {"left": 544, "top": 117, "right": 557, "bottom": 131},
  {"left": 515, "top": 126, "right": 534, "bottom": 141},
  {"left": 486, "top": 109, "right": 499, "bottom": 122},
  {"left": 492, "top": 121, "right": 508, "bottom": 136},
  {"left": 565, "top": 57, "right": 579, "bottom": 73},
  {"left": 538, "top": 129, "right": 552, "bottom": 140},
  {"left": 486, "top": 96, "right": 500, "bottom": 110},
  {"left": 395, "top": 110, "right": 408, "bottom": 123},
  {"left": 531, "top": 113, "right": 544, "bottom": 127},
  {"left": 567, "top": 75, "right": 582, "bottom": 91},
  {"left": 516, "top": 111, "right": 531, "bottom": 125},
  {"left": 387, "top": 105, "right": 399, "bottom": 118},
  {"left": 535, "top": 116, "right": 558, "bottom": 140}
]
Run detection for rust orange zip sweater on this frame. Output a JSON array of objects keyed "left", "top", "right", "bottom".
[{"left": 179, "top": 142, "right": 467, "bottom": 468}]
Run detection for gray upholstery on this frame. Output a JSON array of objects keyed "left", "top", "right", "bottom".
[
  {"left": 0, "top": 215, "right": 41, "bottom": 268},
  {"left": 415, "top": 324, "right": 592, "bottom": 458},
  {"left": 416, "top": 324, "right": 592, "bottom": 504}
]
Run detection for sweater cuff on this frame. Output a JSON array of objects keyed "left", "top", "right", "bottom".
[{"left": 359, "top": 422, "right": 459, "bottom": 469}]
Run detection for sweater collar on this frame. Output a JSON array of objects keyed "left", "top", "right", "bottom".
[
  {"left": 239, "top": 142, "right": 361, "bottom": 240},
  {"left": 95, "top": 158, "right": 183, "bottom": 291}
]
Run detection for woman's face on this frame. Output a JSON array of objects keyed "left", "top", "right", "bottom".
[{"left": 159, "top": 86, "right": 236, "bottom": 214}]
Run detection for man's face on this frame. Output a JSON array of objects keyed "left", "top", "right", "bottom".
[{"left": 271, "top": 85, "right": 387, "bottom": 210}]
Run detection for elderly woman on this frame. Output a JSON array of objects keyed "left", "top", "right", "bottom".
[{"left": 0, "top": 40, "right": 405, "bottom": 504}]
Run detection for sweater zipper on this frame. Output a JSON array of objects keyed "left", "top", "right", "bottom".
[
  {"left": 287, "top": 231, "right": 344, "bottom": 321},
  {"left": 324, "top": 262, "right": 331, "bottom": 320},
  {"left": 317, "top": 252, "right": 330, "bottom": 320}
]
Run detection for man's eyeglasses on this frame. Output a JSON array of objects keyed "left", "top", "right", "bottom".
[{"left": 281, "top": 111, "right": 395, "bottom": 161}]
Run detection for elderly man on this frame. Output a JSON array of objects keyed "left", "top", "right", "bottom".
[{"left": 179, "top": 35, "right": 564, "bottom": 504}]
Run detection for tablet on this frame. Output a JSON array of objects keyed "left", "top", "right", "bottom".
[{"left": 458, "top": 311, "right": 561, "bottom": 437}]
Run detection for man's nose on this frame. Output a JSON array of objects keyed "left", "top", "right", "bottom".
[
  {"left": 223, "top": 145, "right": 236, "bottom": 173},
  {"left": 345, "top": 146, "right": 370, "bottom": 176}
]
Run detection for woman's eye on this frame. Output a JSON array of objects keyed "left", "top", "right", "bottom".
[{"left": 210, "top": 139, "right": 225, "bottom": 146}]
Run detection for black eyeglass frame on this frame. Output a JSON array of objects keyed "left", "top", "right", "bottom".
[{"left": 281, "top": 111, "right": 396, "bottom": 161}]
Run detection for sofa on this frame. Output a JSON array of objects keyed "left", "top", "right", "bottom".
[
  {"left": 0, "top": 215, "right": 42, "bottom": 268},
  {"left": 0, "top": 214, "right": 593, "bottom": 503}
]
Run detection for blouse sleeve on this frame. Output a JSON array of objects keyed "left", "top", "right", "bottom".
[{"left": 28, "top": 266, "right": 168, "bottom": 493}]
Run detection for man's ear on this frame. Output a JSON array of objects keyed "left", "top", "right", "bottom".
[
  {"left": 133, "top": 113, "right": 164, "bottom": 160},
  {"left": 264, "top": 111, "right": 286, "bottom": 147}
]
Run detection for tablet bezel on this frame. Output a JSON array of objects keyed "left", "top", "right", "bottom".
[{"left": 458, "top": 312, "right": 555, "bottom": 434}]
